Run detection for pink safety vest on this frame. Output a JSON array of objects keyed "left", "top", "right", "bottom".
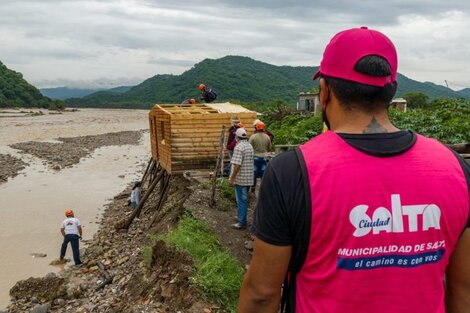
[{"left": 297, "top": 131, "right": 468, "bottom": 313}]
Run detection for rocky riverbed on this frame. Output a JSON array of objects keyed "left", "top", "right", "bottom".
[
  {"left": 10, "top": 131, "right": 144, "bottom": 171},
  {"left": 6, "top": 176, "right": 200, "bottom": 312},
  {"left": 0, "top": 154, "right": 27, "bottom": 183}
]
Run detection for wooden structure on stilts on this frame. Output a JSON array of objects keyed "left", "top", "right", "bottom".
[
  {"left": 148, "top": 102, "right": 257, "bottom": 174},
  {"left": 114, "top": 102, "right": 257, "bottom": 230}
]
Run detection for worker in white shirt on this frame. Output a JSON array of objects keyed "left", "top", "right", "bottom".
[{"left": 60, "top": 210, "right": 83, "bottom": 265}]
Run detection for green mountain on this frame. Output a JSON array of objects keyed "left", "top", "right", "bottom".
[
  {"left": 40, "top": 87, "right": 104, "bottom": 99},
  {"left": 457, "top": 88, "right": 470, "bottom": 99},
  {"left": 0, "top": 61, "right": 61, "bottom": 109},
  {"left": 65, "top": 56, "right": 468, "bottom": 108}
]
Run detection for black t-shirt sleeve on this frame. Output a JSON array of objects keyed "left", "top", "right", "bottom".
[
  {"left": 447, "top": 149, "right": 470, "bottom": 228},
  {"left": 252, "top": 150, "right": 310, "bottom": 247},
  {"left": 458, "top": 155, "right": 470, "bottom": 228},
  {"left": 252, "top": 159, "right": 292, "bottom": 245}
]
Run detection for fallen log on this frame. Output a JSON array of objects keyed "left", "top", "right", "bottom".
[
  {"left": 95, "top": 260, "right": 113, "bottom": 291},
  {"left": 114, "top": 192, "right": 130, "bottom": 200}
]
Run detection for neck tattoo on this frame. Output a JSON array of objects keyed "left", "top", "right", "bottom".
[{"left": 363, "top": 116, "right": 388, "bottom": 134}]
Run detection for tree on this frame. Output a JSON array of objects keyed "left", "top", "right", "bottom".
[{"left": 403, "top": 92, "right": 429, "bottom": 108}]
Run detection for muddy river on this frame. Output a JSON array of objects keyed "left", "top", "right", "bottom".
[{"left": 0, "top": 108, "right": 150, "bottom": 307}]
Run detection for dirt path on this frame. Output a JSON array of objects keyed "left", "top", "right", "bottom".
[{"left": 188, "top": 177, "right": 255, "bottom": 266}]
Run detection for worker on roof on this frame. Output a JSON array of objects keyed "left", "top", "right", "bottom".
[
  {"left": 181, "top": 98, "right": 196, "bottom": 105},
  {"left": 198, "top": 83, "right": 218, "bottom": 103}
]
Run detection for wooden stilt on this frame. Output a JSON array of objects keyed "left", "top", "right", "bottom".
[
  {"left": 140, "top": 158, "right": 154, "bottom": 186},
  {"left": 147, "top": 161, "right": 158, "bottom": 189},
  {"left": 148, "top": 174, "right": 172, "bottom": 229}
]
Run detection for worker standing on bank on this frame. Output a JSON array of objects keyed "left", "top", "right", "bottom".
[
  {"left": 198, "top": 83, "right": 218, "bottom": 103},
  {"left": 252, "top": 118, "right": 274, "bottom": 142},
  {"left": 60, "top": 210, "right": 83, "bottom": 266},
  {"left": 229, "top": 128, "right": 254, "bottom": 230},
  {"left": 238, "top": 27, "right": 470, "bottom": 313},
  {"left": 249, "top": 121, "right": 272, "bottom": 192},
  {"left": 130, "top": 181, "right": 142, "bottom": 209}
]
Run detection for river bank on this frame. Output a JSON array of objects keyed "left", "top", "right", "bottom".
[
  {"left": 1, "top": 108, "right": 255, "bottom": 312},
  {"left": 0, "top": 109, "right": 150, "bottom": 308}
]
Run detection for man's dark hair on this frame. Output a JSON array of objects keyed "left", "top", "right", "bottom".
[{"left": 323, "top": 55, "right": 398, "bottom": 112}]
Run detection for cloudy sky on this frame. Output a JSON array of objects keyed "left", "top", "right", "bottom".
[{"left": 1, "top": 0, "right": 470, "bottom": 89}]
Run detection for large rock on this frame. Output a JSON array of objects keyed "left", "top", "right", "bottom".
[
  {"left": 31, "top": 303, "right": 50, "bottom": 313},
  {"left": 10, "top": 276, "right": 67, "bottom": 302}
]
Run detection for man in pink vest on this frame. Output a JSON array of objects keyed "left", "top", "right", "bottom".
[{"left": 238, "top": 27, "right": 470, "bottom": 313}]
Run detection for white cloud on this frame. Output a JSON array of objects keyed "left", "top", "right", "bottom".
[
  {"left": 1, "top": 0, "right": 470, "bottom": 89},
  {"left": 382, "top": 10, "right": 470, "bottom": 88}
]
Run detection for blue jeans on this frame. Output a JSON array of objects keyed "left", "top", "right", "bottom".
[
  {"left": 60, "top": 234, "right": 81, "bottom": 265},
  {"left": 224, "top": 150, "right": 234, "bottom": 176},
  {"left": 235, "top": 185, "right": 249, "bottom": 226},
  {"left": 253, "top": 156, "right": 267, "bottom": 186}
]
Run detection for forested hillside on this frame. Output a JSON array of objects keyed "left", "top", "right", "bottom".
[
  {"left": 66, "top": 55, "right": 469, "bottom": 108},
  {"left": 66, "top": 56, "right": 317, "bottom": 108},
  {"left": 0, "top": 61, "right": 63, "bottom": 109},
  {"left": 457, "top": 88, "right": 470, "bottom": 99}
]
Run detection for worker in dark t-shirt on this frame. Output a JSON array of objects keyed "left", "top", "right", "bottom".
[
  {"left": 238, "top": 27, "right": 470, "bottom": 313},
  {"left": 198, "top": 83, "right": 218, "bottom": 103}
]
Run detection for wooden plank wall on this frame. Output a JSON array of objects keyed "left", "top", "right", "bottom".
[
  {"left": 149, "top": 104, "right": 257, "bottom": 174},
  {"left": 149, "top": 105, "right": 173, "bottom": 172}
]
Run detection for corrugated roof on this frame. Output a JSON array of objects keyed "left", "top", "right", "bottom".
[{"left": 203, "top": 102, "right": 254, "bottom": 113}]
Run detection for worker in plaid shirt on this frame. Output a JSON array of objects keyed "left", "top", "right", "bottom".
[{"left": 229, "top": 127, "right": 254, "bottom": 229}]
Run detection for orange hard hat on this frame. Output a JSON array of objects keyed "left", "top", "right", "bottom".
[
  {"left": 65, "top": 210, "right": 74, "bottom": 217},
  {"left": 198, "top": 84, "right": 206, "bottom": 91},
  {"left": 255, "top": 121, "right": 265, "bottom": 131}
]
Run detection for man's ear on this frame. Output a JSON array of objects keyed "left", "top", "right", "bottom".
[
  {"left": 319, "top": 78, "right": 329, "bottom": 108},
  {"left": 319, "top": 78, "right": 330, "bottom": 109}
]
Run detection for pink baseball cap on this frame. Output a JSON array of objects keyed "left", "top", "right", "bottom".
[{"left": 313, "top": 26, "right": 397, "bottom": 87}]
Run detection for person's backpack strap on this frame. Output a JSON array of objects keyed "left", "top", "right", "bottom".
[
  {"left": 209, "top": 88, "right": 218, "bottom": 97},
  {"left": 207, "top": 88, "right": 217, "bottom": 101},
  {"left": 280, "top": 147, "right": 312, "bottom": 312}
]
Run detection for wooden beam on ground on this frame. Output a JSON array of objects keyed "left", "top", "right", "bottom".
[{"left": 95, "top": 260, "right": 113, "bottom": 291}]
